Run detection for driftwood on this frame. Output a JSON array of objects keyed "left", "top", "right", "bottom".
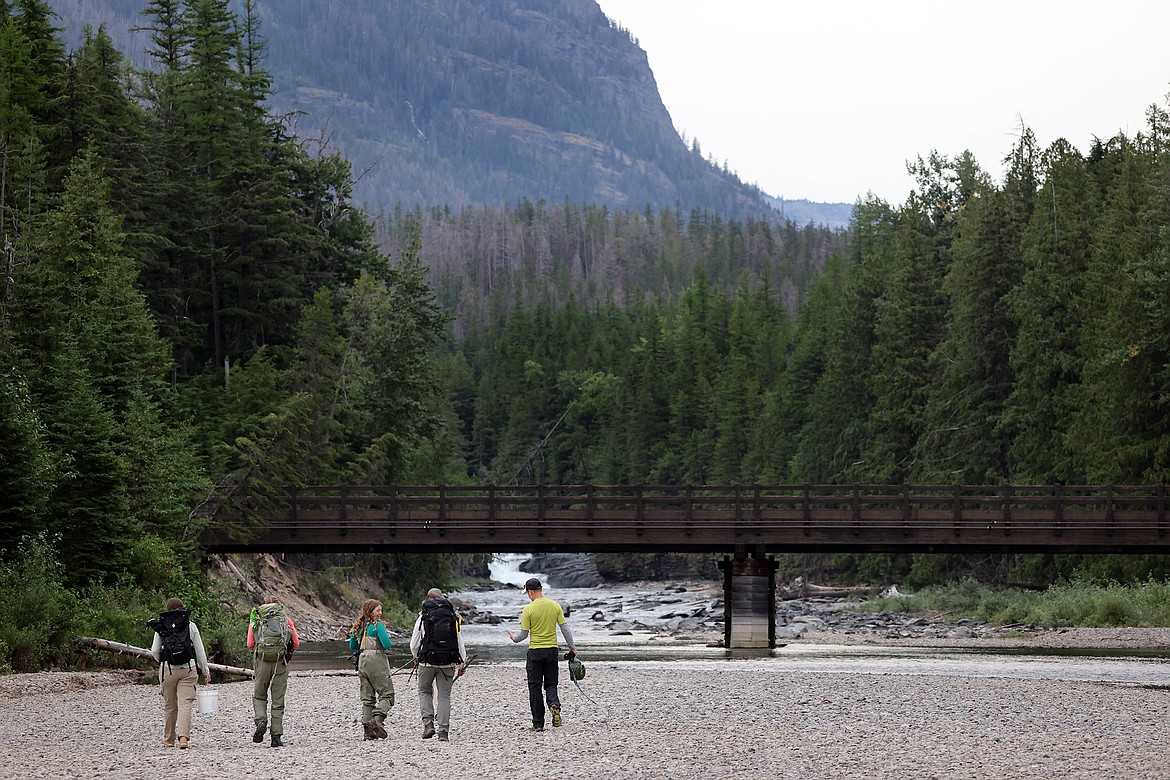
[
  {"left": 77, "top": 637, "right": 254, "bottom": 678},
  {"left": 777, "top": 578, "right": 878, "bottom": 601}
]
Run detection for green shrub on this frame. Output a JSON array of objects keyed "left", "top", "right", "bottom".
[
  {"left": 1090, "top": 595, "right": 1136, "bottom": 627},
  {"left": 126, "top": 535, "right": 183, "bottom": 591},
  {"left": 0, "top": 534, "right": 78, "bottom": 672},
  {"left": 861, "top": 578, "right": 1170, "bottom": 629}
]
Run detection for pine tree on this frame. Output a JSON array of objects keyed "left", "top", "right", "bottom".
[
  {"left": 0, "top": 362, "right": 57, "bottom": 549},
  {"left": 792, "top": 197, "right": 896, "bottom": 483},
  {"left": 1001, "top": 139, "right": 1099, "bottom": 482},
  {"left": 916, "top": 179, "right": 1020, "bottom": 483},
  {"left": 1069, "top": 118, "right": 1170, "bottom": 481},
  {"left": 860, "top": 196, "right": 946, "bottom": 483}
]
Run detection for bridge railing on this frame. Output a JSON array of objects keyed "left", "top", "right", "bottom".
[
  {"left": 270, "top": 483, "right": 1170, "bottom": 534},
  {"left": 195, "top": 483, "right": 1170, "bottom": 552}
]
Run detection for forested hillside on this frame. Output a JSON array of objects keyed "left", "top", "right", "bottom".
[
  {"left": 0, "top": 0, "right": 472, "bottom": 671},
  {"left": 47, "top": 0, "right": 785, "bottom": 220},
  {"left": 4, "top": 0, "right": 1170, "bottom": 673},
  {"left": 425, "top": 124, "right": 1170, "bottom": 587}
]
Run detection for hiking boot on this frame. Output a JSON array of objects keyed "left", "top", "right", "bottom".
[
  {"left": 270, "top": 735, "right": 283, "bottom": 748},
  {"left": 550, "top": 705, "right": 562, "bottom": 727},
  {"left": 371, "top": 713, "right": 387, "bottom": 739},
  {"left": 422, "top": 722, "right": 436, "bottom": 739},
  {"left": 252, "top": 719, "right": 267, "bottom": 743},
  {"left": 529, "top": 724, "right": 544, "bottom": 732},
  {"left": 363, "top": 723, "right": 378, "bottom": 740},
  {"left": 437, "top": 731, "right": 449, "bottom": 742},
  {"left": 178, "top": 736, "right": 189, "bottom": 750},
  {"left": 160, "top": 738, "right": 175, "bottom": 748}
]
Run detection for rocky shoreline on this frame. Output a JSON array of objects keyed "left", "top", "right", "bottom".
[{"left": 774, "top": 597, "right": 1170, "bottom": 650}]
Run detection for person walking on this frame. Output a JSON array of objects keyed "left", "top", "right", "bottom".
[
  {"left": 348, "top": 599, "right": 395, "bottom": 740},
  {"left": 506, "top": 578, "right": 578, "bottom": 731},
  {"left": 247, "top": 594, "right": 300, "bottom": 748},
  {"left": 409, "top": 588, "right": 469, "bottom": 742},
  {"left": 148, "top": 597, "right": 211, "bottom": 749}
]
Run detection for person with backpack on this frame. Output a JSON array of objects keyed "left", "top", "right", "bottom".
[
  {"left": 246, "top": 594, "right": 300, "bottom": 748},
  {"left": 409, "top": 588, "right": 469, "bottom": 742},
  {"left": 148, "top": 597, "right": 211, "bottom": 749},
  {"left": 348, "top": 598, "right": 395, "bottom": 740},
  {"left": 506, "top": 578, "right": 579, "bottom": 731}
]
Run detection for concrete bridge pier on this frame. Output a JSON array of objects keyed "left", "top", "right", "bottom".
[{"left": 718, "top": 553, "right": 778, "bottom": 649}]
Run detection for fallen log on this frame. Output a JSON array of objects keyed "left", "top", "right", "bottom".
[
  {"left": 777, "top": 579, "right": 878, "bottom": 601},
  {"left": 77, "top": 637, "right": 254, "bottom": 678}
]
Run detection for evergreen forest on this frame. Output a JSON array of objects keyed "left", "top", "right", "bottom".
[{"left": 3, "top": 0, "right": 1170, "bottom": 672}]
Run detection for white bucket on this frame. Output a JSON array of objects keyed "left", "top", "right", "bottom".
[{"left": 196, "top": 689, "right": 219, "bottom": 714}]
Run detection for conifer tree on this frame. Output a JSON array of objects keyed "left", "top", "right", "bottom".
[
  {"left": 1069, "top": 121, "right": 1170, "bottom": 481},
  {"left": 772, "top": 257, "right": 844, "bottom": 482},
  {"left": 13, "top": 150, "right": 201, "bottom": 580},
  {"left": 791, "top": 197, "right": 896, "bottom": 483},
  {"left": 916, "top": 178, "right": 1020, "bottom": 483},
  {"left": 1002, "top": 139, "right": 1099, "bottom": 482},
  {"left": 0, "top": 363, "right": 57, "bottom": 549},
  {"left": 64, "top": 25, "right": 149, "bottom": 252},
  {"left": 860, "top": 196, "right": 946, "bottom": 483}
]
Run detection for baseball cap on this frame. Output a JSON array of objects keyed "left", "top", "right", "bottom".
[{"left": 524, "top": 577, "right": 542, "bottom": 591}]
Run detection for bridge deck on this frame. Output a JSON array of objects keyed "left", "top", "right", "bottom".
[{"left": 201, "top": 484, "right": 1170, "bottom": 554}]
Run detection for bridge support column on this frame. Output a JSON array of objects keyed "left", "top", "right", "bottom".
[{"left": 718, "top": 554, "right": 778, "bottom": 649}]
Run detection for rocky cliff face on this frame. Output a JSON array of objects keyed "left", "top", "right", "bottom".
[
  {"left": 49, "top": 0, "right": 779, "bottom": 219},
  {"left": 207, "top": 553, "right": 383, "bottom": 642}
]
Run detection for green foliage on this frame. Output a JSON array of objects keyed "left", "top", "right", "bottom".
[
  {"left": 0, "top": 534, "right": 77, "bottom": 672},
  {"left": 0, "top": 362, "right": 58, "bottom": 547},
  {"left": 0, "top": 532, "right": 223, "bottom": 675},
  {"left": 861, "top": 578, "right": 1170, "bottom": 628}
]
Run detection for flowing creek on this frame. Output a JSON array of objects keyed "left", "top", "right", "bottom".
[{"left": 288, "top": 554, "right": 1170, "bottom": 687}]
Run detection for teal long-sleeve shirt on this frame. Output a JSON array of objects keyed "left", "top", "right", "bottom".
[{"left": 348, "top": 620, "right": 393, "bottom": 651}]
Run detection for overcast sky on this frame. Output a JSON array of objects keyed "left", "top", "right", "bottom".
[{"left": 595, "top": 0, "right": 1170, "bottom": 206}]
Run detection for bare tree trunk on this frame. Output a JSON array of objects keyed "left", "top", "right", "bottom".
[{"left": 77, "top": 637, "right": 254, "bottom": 678}]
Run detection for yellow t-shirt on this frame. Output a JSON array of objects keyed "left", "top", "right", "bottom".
[{"left": 520, "top": 597, "right": 566, "bottom": 649}]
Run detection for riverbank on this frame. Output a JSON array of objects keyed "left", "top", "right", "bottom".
[
  {"left": 795, "top": 625, "right": 1170, "bottom": 650},
  {"left": 2, "top": 655, "right": 1168, "bottom": 779},
  {"left": 452, "top": 577, "right": 1170, "bottom": 653}
]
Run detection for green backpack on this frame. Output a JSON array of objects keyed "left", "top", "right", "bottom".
[{"left": 253, "top": 603, "right": 292, "bottom": 663}]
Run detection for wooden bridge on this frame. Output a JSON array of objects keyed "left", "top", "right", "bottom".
[
  {"left": 202, "top": 483, "right": 1170, "bottom": 650},
  {"left": 201, "top": 483, "right": 1170, "bottom": 555}
]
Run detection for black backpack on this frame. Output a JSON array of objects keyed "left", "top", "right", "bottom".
[
  {"left": 155, "top": 609, "right": 195, "bottom": 665},
  {"left": 419, "top": 598, "right": 460, "bottom": 665}
]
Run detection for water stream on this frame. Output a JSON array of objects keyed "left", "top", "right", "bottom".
[{"left": 288, "top": 554, "right": 1170, "bottom": 686}]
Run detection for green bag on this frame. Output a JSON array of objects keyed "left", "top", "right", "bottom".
[{"left": 253, "top": 603, "right": 291, "bottom": 663}]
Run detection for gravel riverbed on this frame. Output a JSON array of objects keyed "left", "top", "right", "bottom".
[{"left": 3, "top": 634, "right": 1170, "bottom": 780}]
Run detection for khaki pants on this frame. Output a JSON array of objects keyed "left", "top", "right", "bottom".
[
  {"left": 358, "top": 652, "right": 394, "bottom": 724},
  {"left": 252, "top": 656, "right": 290, "bottom": 735},
  {"left": 417, "top": 665, "right": 457, "bottom": 732},
  {"left": 159, "top": 664, "right": 198, "bottom": 743}
]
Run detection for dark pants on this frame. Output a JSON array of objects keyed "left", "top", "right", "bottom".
[{"left": 525, "top": 647, "right": 560, "bottom": 726}]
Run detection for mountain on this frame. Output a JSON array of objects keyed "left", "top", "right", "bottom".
[
  {"left": 765, "top": 197, "right": 855, "bottom": 231},
  {"left": 48, "top": 0, "right": 815, "bottom": 221}
]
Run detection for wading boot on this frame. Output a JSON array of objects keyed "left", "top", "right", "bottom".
[
  {"left": 371, "top": 713, "right": 387, "bottom": 739},
  {"left": 252, "top": 719, "right": 267, "bottom": 743}
]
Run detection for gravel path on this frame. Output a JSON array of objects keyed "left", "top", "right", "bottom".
[{"left": 3, "top": 655, "right": 1169, "bottom": 779}]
